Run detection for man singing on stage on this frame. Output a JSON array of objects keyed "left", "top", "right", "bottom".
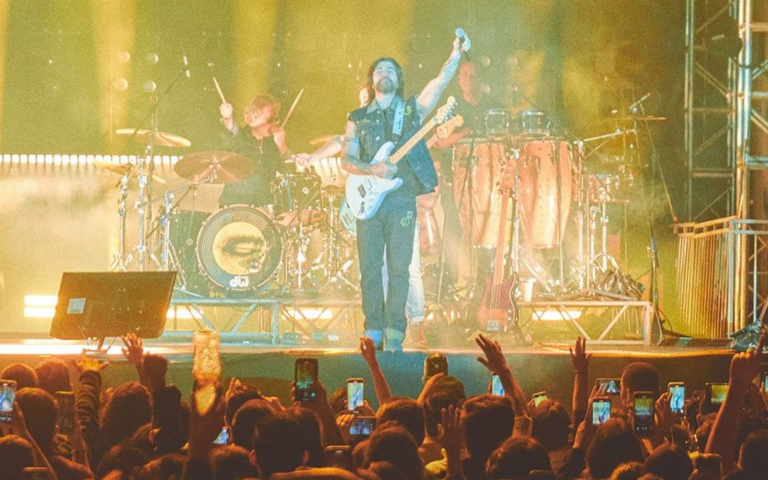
[{"left": 341, "top": 31, "right": 471, "bottom": 351}]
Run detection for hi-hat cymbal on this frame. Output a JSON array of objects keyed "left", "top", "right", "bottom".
[
  {"left": 115, "top": 128, "right": 192, "bottom": 148},
  {"left": 93, "top": 158, "right": 166, "bottom": 184},
  {"left": 308, "top": 134, "right": 338, "bottom": 147},
  {"left": 174, "top": 151, "right": 254, "bottom": 184}
]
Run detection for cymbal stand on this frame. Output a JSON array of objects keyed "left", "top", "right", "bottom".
[{"left": 110, "top": 172, "right": 133, "bottom": 271}]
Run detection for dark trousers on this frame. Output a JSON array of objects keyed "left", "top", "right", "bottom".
[{"left": 357, "top": 195, "right": 416, "bottom": 335}]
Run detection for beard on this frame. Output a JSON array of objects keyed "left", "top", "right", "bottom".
[{"left": 375, "top": 77, "right": 396, "bottom": 95}]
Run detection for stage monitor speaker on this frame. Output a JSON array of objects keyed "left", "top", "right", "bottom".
[{"left": 50, "top": 271, "right": 177, "bottom": 340}]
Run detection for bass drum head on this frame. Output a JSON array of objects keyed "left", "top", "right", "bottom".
[{"left": 197, "top": 205, "right": 282, "bottom": 291}]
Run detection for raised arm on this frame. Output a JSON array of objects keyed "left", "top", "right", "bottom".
[
  {"left": 416, "top": 34, "right": 471, "bottom": 119},
  {"left": 475, "top": 334, "right": 527, "bottom": 416},
  {"left": 569, "top": 337, "right": 591, "bottom": 429},
  {"left": 360, "top": 337, "right": 392, "bottom": 406},
  {"left": 705, "top": 334, "right": 766, "bottom": 473}
]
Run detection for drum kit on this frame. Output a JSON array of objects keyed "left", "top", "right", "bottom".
[
  {"left": 446, "top": 107, "right": 659, "bottom": 305},
  {"left": 103, "top": 129, "right": 360, "bottom": 298}
]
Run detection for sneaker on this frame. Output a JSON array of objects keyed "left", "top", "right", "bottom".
[
  {"left": 384, "top": 328, "right": 405, "bottom": 353},
  {"left": 364, "top": 329, "right": 383, "bottom": 349}
]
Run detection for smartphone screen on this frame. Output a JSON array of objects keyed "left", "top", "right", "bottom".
[
  {"left": 761, "top": 371, "right": 767, "bottom": 399},
  {"left": 596, "top": 378, "right": 620, "bottom": 395},
  {"left": 592, "top": 397, "right": 611, "bottom": 425},
  {"left": 532, "top": 391, "right": 548, "bottom": 407},
  {"left": 213, "top": 427, "right": 229, "bottom": 445},
  {"left": 668, "top": 383, "right": 685, "bottom": 415},
  {"left": 707, "top": 383, "right": 729, "bottom": 405},
  {"left": 55, "top": 391, "right": 75, "bottom": 434},
  {"left": 295, "top": 358, "right": 318, "bottom": 401},
  {"left": 349, "top": 416, "right": 376, "bottom": 438},
  {"left": 0, "top": 380, "right": 17, "bottom": 424},
  {"left": 633, "top": 392, "right": 655, "bottom": 436},
  {"left": 347, "top": 379, "right": 364, "bottom": 411},
  {"left": 491, "top": 374, "right": 505, "bottom": 396}
]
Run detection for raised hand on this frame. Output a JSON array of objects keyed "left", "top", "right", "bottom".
[
  {"left": 360, "top": 337, "right": 378, "bottom": 366},
  {"left": 121, "top": 333, "right": 144, "bottom": 367},
  {"left": 438, "top": 405, "right": 464, "bottom": 456},
  {"left": 475, "top": 333, "right": 508, "bottom": 375},
  {"left": 729, "top": 334, "right": 766, "bottom": 391},
  {"left": 71, "top": 350, "right": 109, "bottom": 374},
  {"left": 220, "top": 102, "right": 234, "bottom": 120},
  {"left": 570, "top": 336, "right": 591, "bottom": 374}
]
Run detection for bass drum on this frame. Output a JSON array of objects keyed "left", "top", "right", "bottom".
[{"left": 197, "top": 205, "right": 282, "bottom": 291}]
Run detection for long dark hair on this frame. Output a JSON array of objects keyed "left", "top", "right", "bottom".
[{"left": 366, "top": 57, "right": 405, "bottom": 104}]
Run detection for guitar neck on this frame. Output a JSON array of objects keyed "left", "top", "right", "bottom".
[{"left": 390, "top": 117, "right": 438, "bottom": 165}]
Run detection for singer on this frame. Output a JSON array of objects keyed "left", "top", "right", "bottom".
[
  {"left": 341, "top": 30, "right": 471, "bottom": 351},
  {"left": 218, "top": 95, "right": 292, "bottom": 207}
]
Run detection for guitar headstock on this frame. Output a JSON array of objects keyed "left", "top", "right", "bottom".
[{"left": 435, "top": 96, "right": 457, "bottom": 125}]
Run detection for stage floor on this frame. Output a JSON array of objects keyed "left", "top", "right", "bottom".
[{"left": 0, "top": 337, "right": 736, "bottom": 412}]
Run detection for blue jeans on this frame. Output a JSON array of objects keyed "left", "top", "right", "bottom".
[
  {"left": 357, "top": 195, "right": 416, "bottom": 335},
  {"left": 382, "top": 222, "right": 424, "bottom": 324}
]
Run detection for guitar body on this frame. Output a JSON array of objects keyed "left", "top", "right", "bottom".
[
  {"left": 344, "top": 97, "right": 457, "bottom": 221},
  {"left": 344, "top": 142, "right": 403, "bottom": 220},
  {"left": 476, "top": 276, "right": 517, "bottom": 332}
]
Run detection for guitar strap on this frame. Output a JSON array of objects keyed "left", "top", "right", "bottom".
[{"left": 391, "top": 99, "right": 405, "bottom": 142}]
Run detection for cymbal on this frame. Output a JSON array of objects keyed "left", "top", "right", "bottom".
[
  {"left": 93, "top": 158, "right": 166, "bottom": 184},
  {"left": 115, "top": 128, "right": 192, "bottom": 148},
  {"left": 308, "top": 134, "right": 338, "bottom": 147},
  {"left": 174, "top": 151, "right": 254, "bottom": 184}
]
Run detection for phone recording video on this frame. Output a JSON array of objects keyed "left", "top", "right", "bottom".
[
  {"left": 347, "top": 378, "right": 364, "bottom": 411},
  {"left": 668, "top": 382, "right": 685, "bottom": 415},
  {"left": 423, "top": 353, "right": 448, "bottom": 383},
  {"left": 324, "top": 446, "right": 353, "bottom": 470},
  {"left": 491, "top": 374, "right": 505, "bottom": 396},
  {"left": 55, "top": 391, "right": 75, "bottom": 435},
  {"left": 633, "top": 391, "right": 655, "bottom": 436},
  {"left": 592, "top": 397, "right": 611, "bottom": 426},
  {"left": 213, "top": 426, "right": 230, "bottom": 445},
  {"left": 295, "top": 358, "right": 318, "bottom": 402},
  {"left": 532, "top": 391, "right": 548, "bottom": 407},
  {"left": 349, "top": 416, "right": 376, "bottom": 438},
  {"left": 0, "top": 380, "right": 17, "bottom": 424},
  {"left": 705, "top": 382, "right": 729, "bottom": 408},
  {"left": 595, "top": 378, "right": 620, "bottom": 395}
]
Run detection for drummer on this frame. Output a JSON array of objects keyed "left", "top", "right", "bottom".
[{"left": 218, "top": 95, "right": 292, "bottom": 208}]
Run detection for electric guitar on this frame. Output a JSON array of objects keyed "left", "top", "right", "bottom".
[{"left": 345, "top": 97, "right": 457, "bottom": 220}]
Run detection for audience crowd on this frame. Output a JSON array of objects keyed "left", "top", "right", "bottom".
[{"left": 0, "top": 332, "right": 765, "bottom": 480}]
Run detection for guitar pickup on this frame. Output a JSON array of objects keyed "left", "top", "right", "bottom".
[{"left": 357, "top": 185, "right": 366, "bottom": 196}]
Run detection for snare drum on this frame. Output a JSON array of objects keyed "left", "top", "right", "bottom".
[
  {"left": 196, "top": 205, "right": 282, "bottom": 291},
  {"left": 271, "top": 172, "right": 324, "bottom": 226},
  {"left": 518, "top": 110, "right": 551, "bottom": 138},
  {"left": 518, "top": 139, "right": 573, "bottom": 248}
]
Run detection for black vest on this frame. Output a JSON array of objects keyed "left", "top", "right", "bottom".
[{"left": 348, "top": 95, "right": 438, "bottom": 195}]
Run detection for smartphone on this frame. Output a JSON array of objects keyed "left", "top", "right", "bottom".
[
  {"left": 347, "top": 378, "right": 364, "bottom": 411},
  {"left": 349, "top": 416, "right": 376, "bottom": 438},
  {"left": 213, "top": 426, "right": 230, "bottom": 445},
  {"left": 532, "top": 391, "right": 548, "bottom": 407},
  {"left": 705, "top": 382, "right": 729, "bottom": 408},
  {"left": 695, "top": 453, "right": 721, "bottom": 478},
  {"left": 491, "top": 374, "right": 505, "bottom": 396},
  {"left": 294, "top": 358, "right": 318, "bottom": 402},
  {"left": 324, "top": 445, "right": 353, "bottom": 470},
  {"left": 592, "top": 397, "right": 612, "bottom": 425},
  {"left": 595, "top": 378, "right": 620, "bottom": 395},
  {"left": 0, "top": 380, "right": 17, "bottom": 424},
  {"left": 21, "top": 468, "right": 52, "bottom": 480},
  {"left": 54, "top": 391, "right": 75, "bottom": 435},
  {"left": 668, "top": 382, "right": 685, "bottom": 415},
  {"left": 633, "top": 391, "right": 655, "bottom": 437},
  {"left": 423, "top": 353, "right": 448, "bottom": 383}
]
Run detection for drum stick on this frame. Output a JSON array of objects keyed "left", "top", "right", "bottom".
[
  {"left": 213, "top": 77, "right": 227, "bottom": 105},
  {"left": 280, "top": 88, "right": 304, "bottom": 128}
]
